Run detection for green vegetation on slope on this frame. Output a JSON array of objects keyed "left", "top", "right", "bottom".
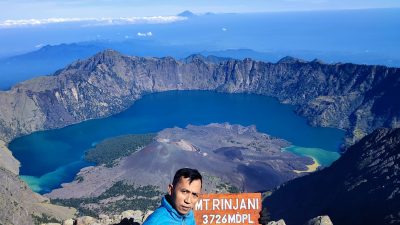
[
  {"left": 85, "top": 134, "right": 156, "bottom": 167},
  {"left": 52, "top": 181, "right": 163, "bottom": 217},
  {"left": 216, "top": 182, "right": 240, "bottom": 193},
  {"left": 32, "top": 214, "right": 61, "bottom": 225}
]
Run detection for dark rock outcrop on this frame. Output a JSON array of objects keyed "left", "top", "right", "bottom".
[
  {"left": 264, "top": 128, "right": 400, "bottom": 225},
  {"left": 0, "top": 50, "right": 399, "bottom": 145}
]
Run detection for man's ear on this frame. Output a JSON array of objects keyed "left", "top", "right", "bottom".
[{"left": 168, "top": 184, "right": 173, "bottom": 196}]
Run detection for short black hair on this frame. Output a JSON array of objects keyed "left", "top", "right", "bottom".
[{"left": 172, "top": 168, "right": 202, "bottom": 187}]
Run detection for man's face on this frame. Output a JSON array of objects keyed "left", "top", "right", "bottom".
[{"left": 168, "top": 177, "right": 202, "bottom": 215}]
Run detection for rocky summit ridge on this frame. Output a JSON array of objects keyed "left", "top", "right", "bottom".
[{"left": 0, "top": 50, "right": 399, "bottom": 146}]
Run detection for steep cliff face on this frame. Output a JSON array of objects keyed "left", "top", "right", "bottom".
[
  {"left": 264, "top": 128, "right": 400, "bottom": 225},
  {"left": 0, "top": 140, "right": 19, "bottom": 174},
  {"left": 0, "top": 167, "right": 76, "bottom": 225},
  {"left": 0, "top": 50, "right": 399, "bottom": 145}
]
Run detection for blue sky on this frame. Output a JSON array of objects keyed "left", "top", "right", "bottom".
[{"left": 1, "top": 0, "right": 400, "bottom": 20}]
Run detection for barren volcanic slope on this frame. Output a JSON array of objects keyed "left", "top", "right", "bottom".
[
  {"left": 45, "top": 123, "right": 314, "bottom": 216},
  {"left": 47, "top": 123, "right": 313, "bottom": 197},
  {"left": 264, "top": 127, "right": 400, "bottom": 225},
  {"left": 0, "top": 50, "right": 399, "bottom": 146}
]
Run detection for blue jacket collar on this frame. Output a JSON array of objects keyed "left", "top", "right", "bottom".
[{"left": 162, "top": 195, "right": 193, "bottom": 220}]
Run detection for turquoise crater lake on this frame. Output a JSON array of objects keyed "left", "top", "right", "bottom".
[{"left": 9, "top": 91, "right": 345, "bottom": 193}]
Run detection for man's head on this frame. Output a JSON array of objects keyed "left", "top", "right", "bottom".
[{"left": 168, "top": 168, "right": 202, "bottom": 215}]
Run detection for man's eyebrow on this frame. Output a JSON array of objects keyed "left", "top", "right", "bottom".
[{"left": 180, "top": 188, "right": 199, "bottom": 195}]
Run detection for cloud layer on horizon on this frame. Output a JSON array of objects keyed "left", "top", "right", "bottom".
[{"left": 0, "top": 16, "right": 186, "bottom": 28}]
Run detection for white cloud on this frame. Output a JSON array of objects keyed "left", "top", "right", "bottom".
[
  {"left": 1, "top": 18, "right": 87, "bottom": 27},
  {"left": 137, "top": 31, "right": 153, "bottom": 37},
  {"left": 222, "top": 27, "right": 227, "bottom": 31},
  {"left": 0, "top": 16, "right": 186, "bottom": 28},
  {"left": 35, "top": 43, "right": 45, "bottom": 48}
]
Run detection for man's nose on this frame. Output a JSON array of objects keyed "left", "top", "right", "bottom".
[{"left": 185, "top": 195, "right": 192, "bottom": 204}]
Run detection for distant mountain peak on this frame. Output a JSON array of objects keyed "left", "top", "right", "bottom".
[
  {"left": 96, "top": 49, "right": 122, "bottom": 56},
  {"left": 277, "top": 56, "right": 306, "bottom": 64},
  {"left": 311, "top": 59, "right": 325, "bottom": 64},
  {"left": 184, "top": 54, "right": 206, "bottom": 61},
  {"left": 183, "top": 54, "right": 230, "bottom": 64},
  {"left": 61, "top": 49, "right": 124, "bottom": 72},
  {"left": 178, "top": 10, "right": 196, "bottom": 17},
  {"left": 91, "top": 49, "right": 124, "bottom": 61}
]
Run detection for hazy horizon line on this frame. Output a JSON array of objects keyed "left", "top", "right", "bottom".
[{"left": 2, "top": 7, "right": 399, "bottom": 29}]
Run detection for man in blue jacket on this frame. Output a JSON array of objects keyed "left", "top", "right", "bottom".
[{"left": 143, "top": 168, "right": 202, "bottom": 225}]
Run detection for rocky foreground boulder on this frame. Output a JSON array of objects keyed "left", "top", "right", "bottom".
[{"left": 39, "top": 209, "right": 150, "bottom": 225}]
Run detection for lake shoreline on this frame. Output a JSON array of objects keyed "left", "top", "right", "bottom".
[
  {"left": 8, "top": 91, "right": 345, "bottom": 193},
  {"left": 293, "top": 157, "right": 320, "bottom": 173}
]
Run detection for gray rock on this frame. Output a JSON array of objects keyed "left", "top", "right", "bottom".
[
  {"left": 98, "top": 214, "right": 109, "bottom": 220},
  {"left": 267, "top": 219, "right": 286, "bottom": 225},
  {"left": 76, "top": 216, "right": 99, "bottom": 225},
  {"left": 121, "top": 210, "right": 143, "bottom": 222},
  {"left": 112, "top": 214, "right": 128, "bottom": 224},
  {"left": 61, "top": 210, "right": 150, "bottom": 225},
  {"left": 143, "top": 210, "right": 153, "bottom": 222},
  {"left": 305, "top": 216, "right": 333, "bottom": 225},
  {"left": 63, "top": 219, "right": 75, "bottom": 225}
]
